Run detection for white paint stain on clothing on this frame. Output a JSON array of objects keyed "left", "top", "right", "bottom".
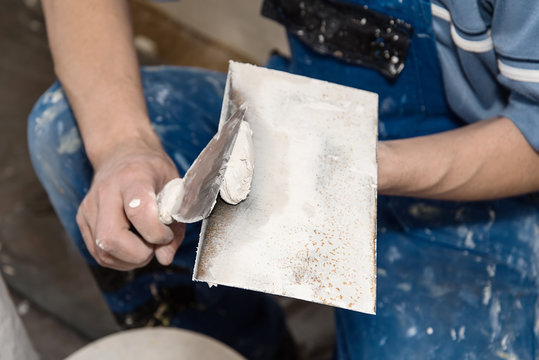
[
  {"left": 501, "top": 334, "right": 509, "bottom": 350},
  {"left": 406, "top": 326, "right": 418, "bottom": 338},
  {"left": 464, "top": 231, "right": 476, "bottom": 249},
  {"left": 426, "top": 327, "right": 434, "bottom": 335},
  {"left": 486, "top": 264, "right": 496, "bottom": 277},
  {"left": 35, "top": 105, "right": 66, "bottom": 132},
  {"left": 397, "top": 282, "right": 412, "bottom": 292},
  {"left": 483, "top": 282, "right": 492, "bottom": 306},
  {"left": 486, "top": 209, "right": 496, "bottom": 230},
  {"left": 42, "top": 88, "right": 64, "bottom": 104},
  {"left": 495, "top": 351, "right": 518, "bottom": 360},
  {"left": 458, "top": 325, "right": 466, "bottom": 341},
  {"left": 50, "top": 89, "right": 63, "bottom": 104},
  {"left": 534, "top": 302, "right": 539, "bottom": 337},
  {"left": 489, "top": 297, "right": 501, "bottom": 341},
  {"left": 451, "top": 328, "right": 457, "bottom": 341},
  {"left": 387, "top": 245, "right": 402, "bottom": 263},
  {"left": 156, "top": 87, "right": 170, "bottom": 105},
  {"left": 457, "top": 224, "right": 468, "bottom": 237},
  {"left": 409, "top": 202, "right": 441, "bottom": 218},
  {"left": 57, "top": 127, "right": 82, "bottom": 154}
]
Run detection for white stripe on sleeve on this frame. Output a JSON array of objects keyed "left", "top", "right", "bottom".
[
  {"left": 498, "top": 60, "right": 539, "bottom": 83},
  {"left": 431, "top": 3, "right": 451, "bottom": 22},
  {"left": 450, "top": 26, "right": 493, "bottom": 53}
]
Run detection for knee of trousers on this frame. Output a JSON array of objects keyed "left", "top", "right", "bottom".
[{"left": 27, "top": 81, "right": 92, "bottom": 254}]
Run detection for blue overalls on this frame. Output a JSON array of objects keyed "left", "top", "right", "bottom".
[{"left": 28, "top": 0, "right": 539, "bottom": 359}]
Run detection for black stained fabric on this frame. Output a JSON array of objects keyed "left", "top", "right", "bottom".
[{"left": 262, "top": 0, "right": 413, "bottom": 79}]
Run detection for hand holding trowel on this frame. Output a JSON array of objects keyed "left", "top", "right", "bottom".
[{"left": 156, "top": 104, "right": 249, "bottom": 224}]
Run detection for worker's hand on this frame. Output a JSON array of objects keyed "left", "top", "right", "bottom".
[{"left": 76, "top": 137, "right": 185, "bottom": 271}]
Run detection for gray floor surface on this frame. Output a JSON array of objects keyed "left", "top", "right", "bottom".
[{"left": 0, "top": 0, "right": 335, "bottom": 358}]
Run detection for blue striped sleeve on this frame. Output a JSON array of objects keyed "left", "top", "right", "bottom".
[{"left": 492, "top": 0, "right": 539, "bottom": 150}]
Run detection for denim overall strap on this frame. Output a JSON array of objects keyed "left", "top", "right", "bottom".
[{"left": 267, "top": 0, "right": 460, "bottom": 140}]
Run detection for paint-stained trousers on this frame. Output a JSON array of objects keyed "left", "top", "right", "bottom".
[
  {"left": 28, "top": 69, "right": 286, "bottom": 360},
  {"left": 28, "top": 1, "right": 539, "bottom": 359}
]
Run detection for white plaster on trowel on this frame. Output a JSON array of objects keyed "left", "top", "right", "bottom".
[
  {"left": 156, "top": 178, "right": 185, "bottom": 224},
  {"left": 156, "top": 118, "right": 253, "bottom": 222},
  {"left": 219, "top": 121, "right": 254, "bottom": 205},
  {"left": 193, "top": 62, "right": 378, "bottom": 314}
]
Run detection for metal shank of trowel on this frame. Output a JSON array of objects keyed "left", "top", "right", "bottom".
[{"left": 175, "top": 104, "right": 247, "bottom": 223}]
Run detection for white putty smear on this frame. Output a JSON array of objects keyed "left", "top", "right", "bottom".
[
  {"left": 156, "top": 120, "right": 254, "bottom": 223},
  {"left": 193, "top": 62, "right": 379, "bottom": 315},
  {"left": 128, "top": 198, "right": 141, "bottom": 208},
  {"left": 219, "top": 121, "right": 254, "bottom": 205},
  {"left": 156, "top": 178, "right": 185, "bottom": 224}
]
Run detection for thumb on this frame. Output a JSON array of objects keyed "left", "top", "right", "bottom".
[{"left": 154, "top": 222, "right": 186, "bottom": 265}]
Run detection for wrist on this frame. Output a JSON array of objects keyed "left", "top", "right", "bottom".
[
  {"left": 377, "top": 141, "right": 399, "bottom": 195},
  {"left": 85, "top": 119, "right": 162, "bottom": 171}
]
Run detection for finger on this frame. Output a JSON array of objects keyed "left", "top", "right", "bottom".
[
  {"left": 77, "top": 197, "right": 99, "bottom": 255},
  {"left": 94, "top": 246, "right": 153, "bottom": 271},
  {"left": 79, "top": 204, "right": 150, "bottom": 271},
  {"left": 122, "top": 185, "right": 174, "bottom": 245},
  {"left": 76, "top": 209, "right": 96, "bottom": 256},
  {"left": 155, "top": 222, "right": 186, "bottom": 265},
  {"left": 95, "top": 189, "right": 155, "bottom": 267}
]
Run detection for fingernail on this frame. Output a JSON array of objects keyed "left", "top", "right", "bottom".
[
  {"left": 96, "top": 238, "right": 106, "bottom": 251},
  {"left": 158, "top": 247, "right": 174, "bottom": 265}
]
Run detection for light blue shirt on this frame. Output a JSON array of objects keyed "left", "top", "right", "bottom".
[{"left": 431, "top": 0, "right": 539, "bottom": 150}]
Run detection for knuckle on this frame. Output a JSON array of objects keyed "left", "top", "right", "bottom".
[
  {"left": 124, "top": 202, "right": 143, "bottom": 218},
  {"left": 119, "top": 163, "right": 151, "bottom": 181},
  {"left": 146, "top": 231, "right": 173, "bottom": 245},
  {"left": 76, "top": 211, "right": 84, "bottom": 226},
  {"left": 98, "top": 251, "right": 116, "bottom": 266},
  {"left": 96, "top": 185, "right": 110, "bottom": 202},
  {"left": 94, "top": 254, "right": 109, "bottom": 267},
  {"left": 95, "top": 238, "right": 110, "bottom": 252},
  {"left": 133, "top": 250, "right": 153, "bottom": 265},
  {"left": 77, "top": 199, "right": 89, "bottom": 216}
]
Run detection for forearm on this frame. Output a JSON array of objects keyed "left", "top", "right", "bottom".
[
  {"left": 378, "top": 117, "right": 539, "bottom": 201},
  {"left": 42, "top": 0, "right": 159, "bottom": 169}
]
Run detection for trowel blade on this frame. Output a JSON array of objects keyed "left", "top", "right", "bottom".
[
  {"left": 172, "top": 105, "right": 246, "bottom": 223},
  {"left": 193, "top": 63, "right": 378, "bottom": 315}
]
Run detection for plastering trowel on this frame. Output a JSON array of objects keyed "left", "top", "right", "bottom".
[
  {"left": 192, "top": 62, "right": 379, "bottom": 314},
  {"left": 157, "top": 105, "right": 246, "bottom": 224}
]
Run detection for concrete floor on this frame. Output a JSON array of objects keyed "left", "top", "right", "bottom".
[{"left": 0, "top": 0, "right": 334, "bottom": 358}]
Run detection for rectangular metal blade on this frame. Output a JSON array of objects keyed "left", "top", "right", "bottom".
[{"left": 193, "top": 62, "right": 378, "bottom": 314}]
